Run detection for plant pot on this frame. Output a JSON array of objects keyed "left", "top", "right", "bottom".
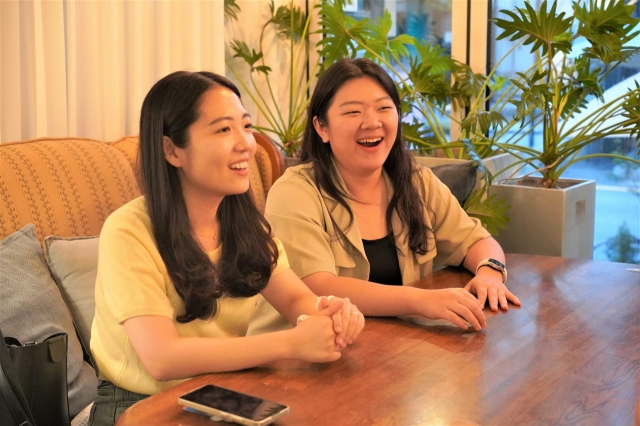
[
  {"left": 489, "top": 177, "right": 596, "bottom": 259},
  {"left": 282, "top": 156, "right": 301, "bottom": 170}
]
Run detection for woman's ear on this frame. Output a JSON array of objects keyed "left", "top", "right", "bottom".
[
  {"left": 163, "top": 136, "right": 182, "bottom": 168},
  {"left": 312, "top": 116, "right": 330, "bottom": 144}
]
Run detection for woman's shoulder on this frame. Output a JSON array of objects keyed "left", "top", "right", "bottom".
[
  {"left": 266, "top": 163, "right": 327, "bottom": 215},
  {"left": 270, "top": 162, "right": 318, "bottom": 193},
  {"left": 102, "top": 196, "right": 151, "bottom": 235}
]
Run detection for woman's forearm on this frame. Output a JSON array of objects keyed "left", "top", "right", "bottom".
[
  {"left": 302, "top": 272, "right": 425, "bottom": 317},
  {"left": 260, "top": 268, "right": 325, "bottom": 324},
  {"left": 462, "top": 236, "right": 506, "bottom": 272},
  {"left": 124, "top": 315, "right": 296, "bottom": 381}
]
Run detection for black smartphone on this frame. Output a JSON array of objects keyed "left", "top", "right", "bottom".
[{"left": 178, "top": 384, "right": 290, "bottom": 426}]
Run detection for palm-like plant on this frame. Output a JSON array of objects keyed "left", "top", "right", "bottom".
[
  {"left": 226, "top": 0, "right": 314, "bottom": 157},
  {"left": 490, "top": 0, "right": 640, "bottom": 188}
]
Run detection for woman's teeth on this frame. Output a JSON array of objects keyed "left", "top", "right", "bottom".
[
  {"left": 230, "top": 161, "right": 248, "bottom": 170},
  {"left": 357, "top": 138, "right": 383, "bottom": 147}
]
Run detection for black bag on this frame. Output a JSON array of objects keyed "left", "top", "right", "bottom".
[{"left": 0, "top": 328, "right": 70, "bottom": 426}]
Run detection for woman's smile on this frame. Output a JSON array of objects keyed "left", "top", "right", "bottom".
[
  {"left": 356, "top": 137, "right": 384, "bottom": 148},
  {"left": 229, "top": 159, "right": 250, "bottom": 175}
]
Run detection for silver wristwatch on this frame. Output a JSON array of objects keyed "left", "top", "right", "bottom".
[{"left": 475, "top": 258, "right": 507, "bottom": 284}]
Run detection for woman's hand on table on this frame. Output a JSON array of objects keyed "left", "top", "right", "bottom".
[
  {"left": 289, "top": 298, "right": 344, "bottom": 362},
  {"left": 317, "top": 296, "right": 365, "bottom": 348},
  {"left": 415, "top": 288, "right": 486, "bottom": 330},
  {"left": 464, "top": 269, "right": 520, "bottom": 312}
]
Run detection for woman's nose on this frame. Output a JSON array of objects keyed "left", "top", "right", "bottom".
[
  {"left": 361, "top": 107, "right": 382, "bottom": 129},
  {"left": 235, "top": 129, "right": 255, "bottom": 152}
]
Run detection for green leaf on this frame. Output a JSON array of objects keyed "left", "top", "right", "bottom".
[
  {"left": 402, "top": 120, "right": 438, "bottom": 151},
  {"left": 397, "top": 84, "right": 416, "bottom": 117},
  {"left": 461, "top": 110, "right": 508, "bottom": 137},
  {"left": 230, "top": 40, "right": 268, "bottom": 74},
  {"left": 575, "top": 0, "right": 640, "bottom": 65},
  {"left": 488, "top": 75, "right": 507, "bottom": 93},
  {"left": 269, "top": 0, "right": 308, "bottom": 42},
  {"left": 509, "top": 70, "right": 548, "bottom": 125},
  {"left": 493, "top": 0, "right": 572, "bottom": 57},
  {"left": 450, "top": 65, "right": 486, "bottom": 110},
  {"left": 622, "top": 82, "right": 640, "bottom": 142},
  {"left": 316, "top": 0, "right": 368, "bottom": 68},
  {"left": 458, "top": 138, "right": 492, "bottom": 184},
  {"left": 224, "top": 0, "right": 240, "bottom": 22},
  {"left": 557, "top": 56, "right": 603, "bottom": 120},
  {"left": 254, "top": 65, "right": 272, "bottom": 75},
  {"left": 407, "top": 57, "right": 451, "bottom": 108},
  {"left": 358, "top": 10, "right": 413, "bottom": 62},
  {"left": 463, "top": 188, "right": 511, "bottom": 236},
  {"left": 412, "top": 40, "right": 454, "bottom": 74}
]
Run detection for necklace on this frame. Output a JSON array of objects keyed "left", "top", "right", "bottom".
[{"left": 194, "top": 231, "right": 218, "bottom": 240}]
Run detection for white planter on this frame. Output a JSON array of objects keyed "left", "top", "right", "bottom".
[{"left": 489, "top": 178, "right": 596, "bottom": 259}]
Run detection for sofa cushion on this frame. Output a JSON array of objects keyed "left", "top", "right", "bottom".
[
  {"left": 0, "top": 224, "right": 98, "bottom": 417},
  {"left": 0, "top": 137, "right": 141, "bottom": 243},
  {"left": 44, "top": 235, "right": 99, "bottom": 356},
  {"left": 109, "top": 136, "right": 141, "bottom": 190},
  {"left": 430, "top": 161, "right": 478, "bottom": 206}
]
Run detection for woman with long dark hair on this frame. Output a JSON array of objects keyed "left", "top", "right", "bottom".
[
  {"left": 255, "top": 58, "right": 520, "bottom": 334},
  {"left": 89, "top": 71, "right": 364, "bottom": 425}
]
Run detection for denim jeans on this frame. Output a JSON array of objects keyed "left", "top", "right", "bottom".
[{"left": 88, "top": 380, "right": 149, "bottom": 426}]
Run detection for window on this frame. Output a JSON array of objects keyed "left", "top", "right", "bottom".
[{"left": 487, "top": 0, "right": 640, "bottom": 262}]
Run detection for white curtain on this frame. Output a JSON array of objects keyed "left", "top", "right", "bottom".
[{"left": 1, "top": 0, "right": 225, "bottom": 143}]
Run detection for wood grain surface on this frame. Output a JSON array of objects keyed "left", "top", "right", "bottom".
[{"left": 116, "top": 254, "right": 639, "bottom": 425}]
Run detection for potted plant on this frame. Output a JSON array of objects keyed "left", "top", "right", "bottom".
[
  {"left": 226, "top": 0, "right": 314, "bottom": 162},
  {"left": 486, "top": 0, "right": 640, "bottom": 258}
]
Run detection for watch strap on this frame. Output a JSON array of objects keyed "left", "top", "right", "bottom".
[{"left": 475, "top": 258, "right": 507, "bottom": 284}]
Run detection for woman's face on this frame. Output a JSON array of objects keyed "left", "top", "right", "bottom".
[
  {"left": 313, "top": 76, "right": 398, "bottom": 177},
  {"left": 164, "top": 86, "right": 256, "bottom": 202}
]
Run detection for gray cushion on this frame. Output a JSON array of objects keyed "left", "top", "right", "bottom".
[
  {"left": 430, "top": 161, "right": 478, "bottom": 206},
  {"left": 0, "top": 224, "right": 97, "bottom": 417},
  {"left": 44, "top": 235, "right": 99, "bottom": 353}
]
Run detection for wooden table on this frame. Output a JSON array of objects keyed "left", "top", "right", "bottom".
[{"left": 117, "top": 254, "right": 639, "bottom": 425}]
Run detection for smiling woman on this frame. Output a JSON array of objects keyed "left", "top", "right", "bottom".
[
  {"left": 312, "top": 77, "right": 399, "bottom": 181},
  {"left": 249, "top": 58, "right": 520, "bottom": 338},
  {"left": 161, "top": 85, "right": 257, "bottom": 231},
  {"left": 88, "top": 71, "right": 364, "bottom": 426}
]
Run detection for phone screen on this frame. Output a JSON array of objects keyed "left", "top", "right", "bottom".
[{"left": 179, "top": 385, "right": 288, "bottom": 422}]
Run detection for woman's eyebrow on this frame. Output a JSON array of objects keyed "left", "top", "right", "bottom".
[
  {"left": 208, "top": 113, "right": 251, "bottom": 126},
  {"left": 338, "top": 96, "right": 391, "bottom": 107}
]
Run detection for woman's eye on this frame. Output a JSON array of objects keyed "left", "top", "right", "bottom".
[
  {"left": 380, "top": 106, "right": 392, "bottom": 110},
  {"left": 345, "top": 110, "right": 360, "bottom": 115},
  {"left": 217, "top": 127, "right": 231, "bottom": 133},
  {"left": 244, "top": 123, "right": 253, "bottom": 129}
]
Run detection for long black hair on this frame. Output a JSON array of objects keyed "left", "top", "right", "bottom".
[
  {"left": 139, "top": 71, "right": 278, "bottom": 323},
  {"left": 300, "top": 58, "right": 432, "bottom": 255}
]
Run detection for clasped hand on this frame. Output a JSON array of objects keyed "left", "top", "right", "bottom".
[{"left": 298, "top": 296, "right": 365, "bottom": 349}]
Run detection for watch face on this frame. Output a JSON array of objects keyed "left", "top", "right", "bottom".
[{"left": 488, "top": 259, "right": 505, "bottom": 269}]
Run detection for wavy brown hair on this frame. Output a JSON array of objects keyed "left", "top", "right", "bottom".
[
  {"left": 139, "top": 71, "right": 278, "bottom": 323},
  {"left": 300, "top": 58, "right": 433, "bottom": 255}
]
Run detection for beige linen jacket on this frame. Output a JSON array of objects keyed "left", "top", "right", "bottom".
[{"left": 246, "top": 162, "right": 490, "bottom": 335}]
